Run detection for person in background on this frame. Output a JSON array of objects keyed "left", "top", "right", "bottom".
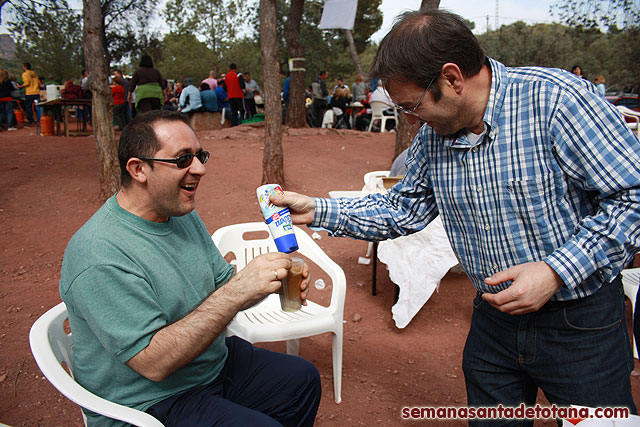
[
  {"left": 224, "top": 63, "right": 245, "bottom": 126},
  {"left": 571, "top": 64, "right": 583, "bottom": 78},
  {"left": 351, "top": 74, "right": 367, "bottom": 103},
  {"left": 59, "top": 110, "right": 321, "bottom": 426},
  {"left": 81, "top": 69, "right": 89, "bottom": 93},
  {"left": 311, "top": 70, "right": 329, "bottom": 128},
  {"left": 242, "top": 72, "right": 261, "bottom": 120},
  {"left": 199, "top": 82, "right": 219, "bottom": 112},
  {"left": 215, "top": 80, "right": 232, "bottom": 123},
  {"left": 368, "top": 81, "right": 397, "bottom": 131},
  {"left": 178, "top": 77, "right": 203, "bottom": 115},
  {"left": 114, "top": 69, "right": 131, "bottom": 124},
  {"left": 201, "top": 70, "right": 218, "bottom": 91},
  {"left": 0, "top": 69, "right": 17, "bottom": 131},
  {"left": 274, "top": 9, "right": 640, "bottom": 423},
  {"left": 282, "top": 72, "right": 290, "bottom": 124},
  {"left": 129, "top": 55, "right": 167, "bottom": 114},
  {"left": 17, "top": 62, "right": 40, "bottom": 125},
  {"left": 110, "top": 76, "right": 126, "bottom": 131},
  {"left": 594, "top": 75, "right": 606, "bottom": 97}
]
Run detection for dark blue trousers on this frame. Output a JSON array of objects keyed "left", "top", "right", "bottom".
[
  {"left": 463, "top": 278, "right": 636, "bottom": 426},
  {"left": 147, "top": 337, "right": 321, "bottom": 426}
]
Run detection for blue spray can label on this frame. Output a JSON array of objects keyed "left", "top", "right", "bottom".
[{"left": 256, "top": 184, "right": 299, "bottom": 253}]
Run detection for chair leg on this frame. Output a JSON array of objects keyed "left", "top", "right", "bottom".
[
  {"left": 365, "top": 242, "right": 373, "bottom": 257},
  {"left": 285, "top": 339, "right": 300, "bottom": 356},
  {"left": 380, "top": 117, "right": 387, "bottom": 133},
  {"left": 367, "top": 117, "right": 375, "bottom": 132},
  {"left": 332, "top": 328, "right": 343, "bottom": 404}
]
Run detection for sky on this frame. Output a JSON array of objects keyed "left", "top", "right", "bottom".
[
  {"left": 0, "top": 0, "right": 558, "bottom": 40},
  {"left": 372, "top": 0, "right": 557, "bottom": 41}
]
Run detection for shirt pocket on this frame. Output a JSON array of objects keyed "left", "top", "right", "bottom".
[{"left": 502, "top": 173, "right": 556, "bottom": 258}]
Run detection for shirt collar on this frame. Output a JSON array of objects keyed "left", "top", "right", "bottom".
[{"left": 441, "top": 57, "right": 506, "bottom": 149}]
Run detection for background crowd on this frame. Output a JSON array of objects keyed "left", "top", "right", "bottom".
[{"left": 0, "top": 55, "right": 616, "bottom": 135}]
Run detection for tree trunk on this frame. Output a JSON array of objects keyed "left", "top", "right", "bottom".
[
  {"left": 260, "top": 0, "right": 285, "bottom": 185},
  {"left": 284, "top": 0, "right": 306, "bottom": 128},
  {"left": 84, "top": 0, "right": 119, "bottom": 201},
  {"left": 420, "top": 0, "right": 440, "bottom": 9},
  {"left": 345, "top": 29, "right": 364, "bottom": 77},
  {"left": 394, "top": 116, "right": 421, "bottom": 160},
  {"left": 393, "top": 0, "right": 440, "bottom": 161}
]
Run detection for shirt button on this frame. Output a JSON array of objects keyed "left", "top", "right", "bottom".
[
  {"left": 476, "top": 185, "right": 483, "bottom": 193},
  {"left": 492, "top": 264, "right": 499, "bottom": 271},
  {"left": 484, "top": 224, "right": 490, "bottom": 231},
  {"left": 472, "top": 147, "right": 478, "bottom": 153}
]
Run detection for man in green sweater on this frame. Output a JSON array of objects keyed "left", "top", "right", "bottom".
[{"left": 59, "top": 110, "right": 321, "bottom": 426}]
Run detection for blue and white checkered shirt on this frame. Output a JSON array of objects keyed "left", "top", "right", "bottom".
[{"left": 313, "top": 58, "right": 640, "bottom": 301}]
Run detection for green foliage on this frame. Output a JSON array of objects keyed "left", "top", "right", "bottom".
[
  {"left": 0, "top": 56, "right": 23, "bottom": 80},
  {"left": 155, "top": 32, "right": 217, "bottom": 82},
  {"left": 478, "top": 22, "right": 640, "bottom": 92},
  {"left": 9, "top": 0, "right": 83, "bottom": 82},
  {"left": 163, "top": 0, "right": 243, "bottom": 61}
]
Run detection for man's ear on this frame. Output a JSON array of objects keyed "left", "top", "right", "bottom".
[
  {"left": 126, "top": 158, "right": 148, "bottom": 184},
  {"left": 441, "top": 63, "right": 465, "bottom": 94}
]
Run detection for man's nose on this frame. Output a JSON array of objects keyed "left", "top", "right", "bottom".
[{"left": 189, "top": 156, "right": 207, "bottom": 176}]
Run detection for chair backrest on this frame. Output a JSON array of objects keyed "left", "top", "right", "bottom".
[
  {"left": 616, "top": 105, "right": 640, "bottom": 136},
  {"left": 369, "top": 101, "right": 397, "bottom": 119},
  {"left": 29, "top": 302, "right": 164, "bottom": 427},
  {"left": 212, "top": 222, "right": 347, "bottom": 313},
  {"left": 363, "top": 170, "right": 390, "bottom": 185}
]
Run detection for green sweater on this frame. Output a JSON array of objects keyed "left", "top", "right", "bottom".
[{"left": 59, "top": 195, "right": 234, "bottom": 426}]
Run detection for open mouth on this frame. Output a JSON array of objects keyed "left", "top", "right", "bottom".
[{"left": 180, "top": 183, "right": 197, "bottom": 193}]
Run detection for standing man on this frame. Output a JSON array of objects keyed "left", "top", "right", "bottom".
[
  {"left": 59, "top": 110, "right": 321, "bottom": 426},
  {"left": 17, "top": 62, "right": 40, "bottom": 125},
  {"left": 224, "top": 63, "right": 245, "bottom": 126},
  {"left": 274, "top": 9, "right": 640, "bottom": 424},
  {"left": 201, "top": 70, "right": 218, "bottom": 91},
  {"left": 242, "top": 72, "right": 261, "bottom": 120},
  {"left": 311, "top": 70, "right": 329, "bottom": 127},
  {"left": 114, "top": 69, "right": 131, "bottom": 124}
]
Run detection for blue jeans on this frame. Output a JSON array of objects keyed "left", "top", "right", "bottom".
[
  {"left": 24, "top": 94, "right": 40, "bottom": 123},
  {"left": 0, "top": 101, "right": 13, "bottom": 127},
  {"left": 147, "top": 336, "right": 321, "bottom": 426},
  {"left": 463, "top": 277, "right": 636, "bottom": 426}
]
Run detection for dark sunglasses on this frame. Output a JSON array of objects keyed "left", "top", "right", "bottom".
[{"left": 138, "top": 151, "right": 210, "bottom": 169}]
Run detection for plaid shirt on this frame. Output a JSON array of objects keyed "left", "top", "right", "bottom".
[{"left": 313, "top": 58, "right": 640, "bottom": 301}]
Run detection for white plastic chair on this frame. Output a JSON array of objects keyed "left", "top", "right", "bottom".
[
  {"left": 212, "top": 222, "right": 346, "bottom": 403},
  {"left": 29, "top": 302, "right": 164, "bottom": 426},
  {"left": 622, "top": 268, "right": 640, "bottom": 359},
  {"left": 367, "top": 101, "right": 397, "bottom": 132},
  {"left": 616, "top": 105, "right": 640, "bottom": 137}
]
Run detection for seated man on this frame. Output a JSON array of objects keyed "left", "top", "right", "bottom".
[
  {"left": 59, "top": 110, "right": 321, "bottom": 426},
  {"left": 199, "top": 82, "right": 219, "bottom": 112},
  {"left": 178, "top": 77, "right": 203, "bottom": 115}
]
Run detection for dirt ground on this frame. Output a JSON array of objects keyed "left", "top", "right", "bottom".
[{"left": 1, "top": 122, "right": 639, "bottom": 426}]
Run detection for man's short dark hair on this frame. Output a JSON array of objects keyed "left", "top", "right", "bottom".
[
  {"left": 370, "top": 9, "right": 486, "bottom": 101},
  {"left": 229, "top": 63, "right": 237, "bottom": 70},
  {"left": 23, "top": 62, "right": 32, "bottom": 70},
  {"left": 118, "top": 110, "right": 190, "bottom": 187}
]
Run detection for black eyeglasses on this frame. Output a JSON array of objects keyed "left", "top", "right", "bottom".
[
  {"left": 393, "top": 77, "right": 437, "bottom": 117},
  {"left": 138, "top": 151, "right": 210, "bottom": 169}
]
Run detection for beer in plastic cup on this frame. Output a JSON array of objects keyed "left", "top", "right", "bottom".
[{"left": 279, "top": 257, "right": 304, "bottom": 312}]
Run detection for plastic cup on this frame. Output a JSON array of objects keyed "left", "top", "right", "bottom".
[{"left": 279, "top": 257, "right": 304, "bottom": 312}]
